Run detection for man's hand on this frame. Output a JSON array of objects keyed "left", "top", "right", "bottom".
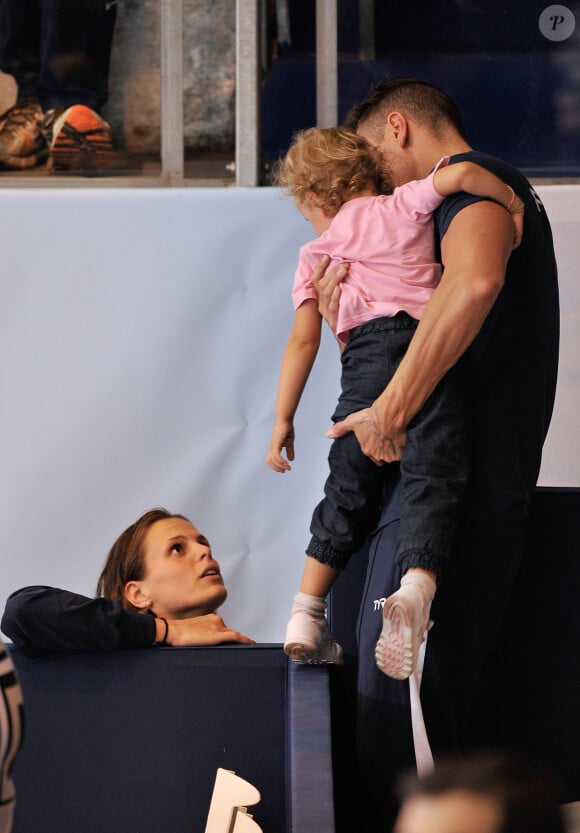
[
  {"left": 165, "top": 614, "right": 255, "bottom": 646},
  {"left": 310, "top": 254, "right": 349, "bottom": 334},
  {"left": 326, "top": 404, "right": 407, "bottom": 464}
]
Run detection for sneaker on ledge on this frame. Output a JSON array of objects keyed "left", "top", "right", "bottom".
[
  {"left": 0, "top": 98, "right": 47, "bottom": 170},
  {"left": 47, "top": 104, "right": 116, "bottom": 174},
  {"left": 284, "top": 611, "right": 343, "bottom": 665}
]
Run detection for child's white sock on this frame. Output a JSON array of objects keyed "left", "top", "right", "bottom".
[
  {"left": 291, "top": 591, "right": 326, "bottom": 616},
  {"left": 284, "top": 592, "right": 342, "bottom": 665}
]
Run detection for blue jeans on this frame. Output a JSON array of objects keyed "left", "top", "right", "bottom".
[
  {"left": 308, "top": 313, "right": 470, "bottom": 573},
  {"left": 0, "top": 0, "right": 116, "bottom": 111}
]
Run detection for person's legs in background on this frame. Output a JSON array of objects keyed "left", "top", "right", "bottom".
[
  {"left": 0, "top": 0, "right": 117, "bottom": 172},
  {"left": 0, "top": 0, "right": 47, "bottom": 169},
  {"left": 0, "top": 0, "right": 41, "bottom": 101},
  {"left": 37, "top": 0, "right": 117, "bottom": 112}
]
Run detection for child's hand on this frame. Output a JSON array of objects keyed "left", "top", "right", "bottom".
[
  {"left": 267, "top": 420, "right": 295, "bottom": 472},
  {"left": 511, "top": 205, "right": 524, "bottom": 249}
]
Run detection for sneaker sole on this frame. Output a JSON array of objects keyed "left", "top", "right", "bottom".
[
  {"left": 375, "top": 604, "right": 416, "bottom": 680},
  {"left": 284, "top": 640, "right": 344, "bottom": 665},
  {"left": 0, "top": 147, "right": 48, "bottom": 170},
  {"left": 49, "top": 131, "right": 115, "bottom": 171}
]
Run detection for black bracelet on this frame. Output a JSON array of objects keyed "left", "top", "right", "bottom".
[{"left": 154, "top": 616, "right": 169, "bottom": 645}]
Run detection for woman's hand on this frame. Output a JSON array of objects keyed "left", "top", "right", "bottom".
[{"left": 163, "top": 614, "right": 255, "bottom": 646}]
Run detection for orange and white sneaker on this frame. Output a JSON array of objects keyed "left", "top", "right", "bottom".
[
  {"left": 375, "top": 572, "right": 436, "bottom": 680},
  {"left": 47, "top": 104, "right": 116, "bottom": 173},
  {"left": 0, "top": 98, "right": 47, "bottom": 169}
]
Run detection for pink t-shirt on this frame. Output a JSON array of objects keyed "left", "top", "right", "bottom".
[{"left": 292, "top": 160, "right": 447, "bottom": 342}]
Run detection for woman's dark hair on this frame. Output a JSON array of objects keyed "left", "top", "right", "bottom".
[{"left": 95, "top": 508, "right": 189, "bottom": 611}]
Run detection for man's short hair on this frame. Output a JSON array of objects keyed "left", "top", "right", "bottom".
[
  {"left": 397, "top": 753, "right": 566, "bottom": 833},
  {"left": 344, "top": 76, "right": 467, "bottom": 142}
]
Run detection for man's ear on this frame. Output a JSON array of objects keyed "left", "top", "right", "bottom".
[
  {"left": 124, "top": 581, "right": 151, "bottom": 612},
  {"left": 385, "top": 111, "right": 408, "bottom": 146}
]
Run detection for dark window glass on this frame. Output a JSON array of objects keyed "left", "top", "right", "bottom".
[{"left": 262, "top": 0, "right": 580, "bottom": 177}]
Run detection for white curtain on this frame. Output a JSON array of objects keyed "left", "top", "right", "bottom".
[{"left": 0, "top": 185, "right": 578, "bottom": 642}]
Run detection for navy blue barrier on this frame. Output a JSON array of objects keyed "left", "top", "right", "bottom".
[{"left": 10, "top": 645, "right": 335, "bottom": 833}]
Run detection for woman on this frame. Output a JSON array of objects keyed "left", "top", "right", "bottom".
[{"left": 1, "top": 508, "right": 254, "bottom": 655}]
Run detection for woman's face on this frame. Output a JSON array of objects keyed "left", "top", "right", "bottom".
[{"left": 127, "top": 517, "right": 227, "bottom": 619}]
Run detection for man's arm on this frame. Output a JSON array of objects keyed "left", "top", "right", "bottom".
[{"left": 327, "top": 202, "right": 514, "bottom": 462}]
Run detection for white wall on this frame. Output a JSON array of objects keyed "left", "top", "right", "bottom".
[
  {"left": 0, "top": 185, "right": 578, "bottom": 642},
  {"left": 535, "top": 186, "right": 580, "bottom": 485}
]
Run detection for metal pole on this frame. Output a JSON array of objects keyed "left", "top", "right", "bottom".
[
  {"left": 236, "top": 0, "right": 260, "bottom": 187},
  {"left": 359, "top": 0, "right": 375, "bottom": 60},
  {"left": 160, "top": 0, "right": 184, "bottom": 185},
  {"left": 316, "top": 0, "right": 338, "bottom": 127}
]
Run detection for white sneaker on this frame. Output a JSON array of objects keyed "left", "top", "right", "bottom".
[
  {"left": 284, "top": 611, "right": 343, "bottom": 665},
  {"left": 375, "top": 573, "right": 435, "bottom": 680}
]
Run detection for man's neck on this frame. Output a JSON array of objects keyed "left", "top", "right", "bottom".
[{"left": 415, "top": 136, "right": 473, "bottom": 180}]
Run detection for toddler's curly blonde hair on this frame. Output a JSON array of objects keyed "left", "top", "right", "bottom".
[{"left": 272, "top": 126, "right": 393, "bottom": 217}]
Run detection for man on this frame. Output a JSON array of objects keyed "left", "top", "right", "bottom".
[
  {"left": 314, "top": 77, "right": 559, "bottom": 824},
  {"left": 394, "top": 753, "right": 566, "bottom": 833}
]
